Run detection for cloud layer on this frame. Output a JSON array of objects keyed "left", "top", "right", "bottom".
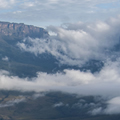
[
  {"left": 17, "top": 15, "right": 120, "bottom": 66},
  {"left": 90, "top": 97, "right": 120, "bottom": 115},
  {"left": 0, "top": 60, "right": 120, "bottom": 97},
  {"left": 1, "top": 60, "right": 120, "bottom": 114}
]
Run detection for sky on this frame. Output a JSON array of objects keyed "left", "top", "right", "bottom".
[{"left": 0, "top": 0, "right": 120, "bottom": 27}]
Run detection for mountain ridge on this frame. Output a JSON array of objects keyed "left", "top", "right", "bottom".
[{"left": 0, "top": 21, "right": 49, "bottom": 39}]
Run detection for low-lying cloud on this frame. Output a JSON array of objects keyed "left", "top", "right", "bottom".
[
  {"left": 17, "top": 15, "right": 120, "bottom": 66},
  {"left": 0, "top": 59, "right": 120, "bottom": 97},
  {"left": 0, "top": 54, "right": 120, "bottom": 115},
  {"left": 90, "top": 97, "right": 120, "bottom": 115}
]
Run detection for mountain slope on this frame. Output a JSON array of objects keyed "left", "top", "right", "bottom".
[
  {"left": 0, "top": 22, "right": 59, "bottom": 77},
  {"left": 0, "top": 21, "right": 103, "bottom": 77}
]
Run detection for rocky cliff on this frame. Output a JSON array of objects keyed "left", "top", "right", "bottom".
[{"left": 0, "top": 21, "right": 49, "bottom": 38}]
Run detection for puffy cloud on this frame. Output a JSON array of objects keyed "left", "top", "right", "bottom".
[
  {"left": 17, "top": 15, "right": 120, "bottom": 66},
  {"left": 90, "top": 97, "right": 120, "bottom": 115},
  {"left": 53, "top": 102, "right": 64, "bottom": 107},
  {"left": 0, "top": 59, "right": 119, "bottom": 97},
  {"left": 32, "top": 93, "right": 45, "bottom": 99},
  {"left": 104, "top": 97, "right": 120, "bottom": 114},
  {"left": 2, "top": 56, "right": 9, "bottom": 61},
  {"left": 0, "top": 69, "right": 95, "bottom": 92},
  {"left": 0, "top": 0, "right": 15, "bottom": 8},
  {"left": 90, "top": 107, "right": 103, "bottom": 115}
]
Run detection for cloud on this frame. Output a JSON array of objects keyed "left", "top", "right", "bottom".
[
  {"left": 0, "top": 59, "right": 119, "bottom": 97},
  {"left": 15, "top": 15, "right": 120, "bottom": 115},
  {"left": 0, "top": 98, "right": 25, "bottom": 108},
  {"left": 90, "top": 97, "right": 120, "bottom": 115},
  {"left": 53, "top": 102, "right": 69, "bottom": 107},
  {"left": 0, "top": 51, "right": 120, "bottom": 115},
  {"left": 0, "top": 69, "right": 95, "bottom": 92},
  {"left": 90, "top": 107, "right": 103, "bottom": 115},
  {"left": 0, "top": 0, "right": 120, "bottom": 26},
  {"left": 32, "top": 93, "right": 45, "bottom": 99},
  {"left": 104, "top": 97, "right": 120, "bottom": 114},
  {"left": 53, "top": 102, "right": 64, "bottom": 107},
  {"left": 0, "top": 0, "right": 15, "bottom": 8},
  {"left": 17, "top": 15, "right": 120, "bottom": 66},
  {"left": 2, "top": 56, "right": 9, "bottom": 61}
]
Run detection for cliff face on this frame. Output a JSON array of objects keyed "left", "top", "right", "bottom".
[
  {"left": 0, "top": 21, "right": 49, "bottom": 38},
  {"left": 0, "top": 21, "right": 57, "bottom": 77}
]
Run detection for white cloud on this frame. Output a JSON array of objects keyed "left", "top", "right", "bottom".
[
  {"left": 0, "top": 69, "right": 95, "bottom": 92},
  {"left": 0, "top": 0, "right": 15, "bottom": 8},
  {"left": 32, "top": 93, "right": 45, "bottom": 99},
  {"left": 90, "top": 97, "right": 120, "bottom": 115},
  {"left": 17, "top": 15, "right": 120, "bottom": 66},
  {"left": 53, "top": 102, "right": 64, "bottom": 107},
  {"left": 90, "top": 107, "right": 103, "bottom": 115},
  {"left": 0, "top": 59, "right": 120, "bottom": 97},
  {"left": 2, "top": 56, "right": 9, "bottom": 61},
  {"left": 0, "top": 56, "right": 120, "bottom": 115},
  {"left": 104, "top": 97, "right": 120, "bottom": 114},
  {"left": 13, "top": 11, "right": 22, "bottom": 14},
  {"left": 48, "top": 0, "right": 59, "bottom": 4}
]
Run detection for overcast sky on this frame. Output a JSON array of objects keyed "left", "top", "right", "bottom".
[{"left": 0, "top": 0, "right": 120, "bottom": 27}]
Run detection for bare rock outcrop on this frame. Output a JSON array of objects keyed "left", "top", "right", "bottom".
[{"left": 0, "top": 21, "right": 49, "bottom": 38}]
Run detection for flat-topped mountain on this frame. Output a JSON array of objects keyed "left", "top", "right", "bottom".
[
  {"left": 0, "top": 21, "right": 103, "bottom": 77},
  {"left": 0, "top": 21, "right": 53, "bottom": 77},
  {"left": 0, "top": 21, "right": 48, "bottom": 38}
]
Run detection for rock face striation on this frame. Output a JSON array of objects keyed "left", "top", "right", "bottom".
[{"left": 0, "top": 21, "right": 49, "bottom": 38}]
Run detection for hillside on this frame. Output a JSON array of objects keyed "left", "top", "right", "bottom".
[
  {"left": 0, "top": 22, "right": 58, "bottom": 77},
  {"left": 0, "top": 21, "right": 103, "bottom": 77},
  {"left": 0, "top": 21, "right": 48, "bottom": 38},
  {"left": 0, "top": 91, "right": 119, "bottom": 120}
]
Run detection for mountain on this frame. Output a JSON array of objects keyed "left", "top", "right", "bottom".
[
  {"left": 0, "top": 21, "right": 103, "bottom": 77},
  {"left": 0, "top": 21, "right": 58, "bottom": 77},
  {"left": 0, "top": 21, "right": 48, "bottom": 38},
  {"left": 0, "top": 91, "right": 119, "bottom": 120},
  {"left": 0, "top": 21, "right": 109, "bottom": 120}
]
